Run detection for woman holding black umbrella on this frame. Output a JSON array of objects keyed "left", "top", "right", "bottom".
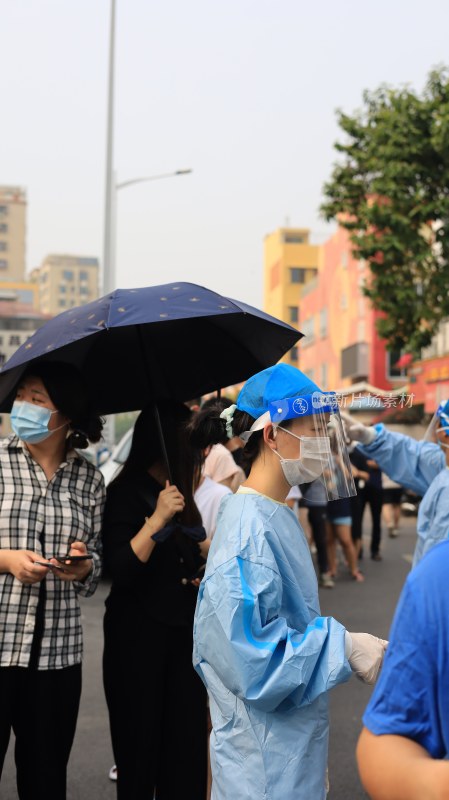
[
  {"left": 102, "top": 400, "right": 208, "bottom": 800},
  {"left": 0, "top": 362, "right": 105, "bottom": 800}
]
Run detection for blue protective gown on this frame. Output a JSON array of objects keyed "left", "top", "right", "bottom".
[
  {"left": 359, "top": 425, "right": 448, "bottom": 565},
  {"left": 193, "top": 488, "right": 351, "bottom": 800}
]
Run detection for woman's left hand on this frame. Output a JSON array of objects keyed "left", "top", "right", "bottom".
[{"left": 49, "top": 541, "right": 93, "bottom": 583}]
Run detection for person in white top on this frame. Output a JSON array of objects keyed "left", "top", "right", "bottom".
[
  {"left": 203, "top": 442, "right": 245, "bottom": 492},
  {"left": 195, "top": 475, "right": 232, "bottom": 538}
]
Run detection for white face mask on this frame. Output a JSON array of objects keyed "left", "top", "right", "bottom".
[{"left": 273, "top": 427, "right": 332, "bottom": 486}]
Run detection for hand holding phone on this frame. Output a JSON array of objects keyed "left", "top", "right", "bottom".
[
  {"left": 56, "top": 554, "right": 93, "bottom": 563},
  {"left": 33, "top": 561, "right": 65, "bottom": 571}
]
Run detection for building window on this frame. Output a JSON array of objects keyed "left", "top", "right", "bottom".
[
  {"left": 9, "top": 335, "right": 21, "bottom": 347},
  {"left": 79, "top": 286, "right": 89, "bottom": 296},
  {"left": 0, "top": 242, "right": 7, "bottom": 252},
  {"left": 288, "top": 306, "right": 299, "bottom": 324},
  {"left": 59, "top": 299, "right": 66, "bottom": 308},
  {"left": 59, "top": 285, "right": 67, "bottom": 293},
  {"left": 386, "top": 351, "right": 407, "bottom": 380},
  {"left": 320, "top": 363, "right": 328, "bottom": 388},
  {"left": 0, "top": 206, "right": 8, "bottom": 216},
  {"left": 63, "top": 270, "right": 74, "bottom": 281},
  {"left": 80, "top": 270, "right": 89, "bottom": 281},
  {"left": 283, "top": 233, "right": 304, "bottom": 244},
  {"left": 0, "top": 224, "right": 8, "bottom": 234},
  {"left": 290, "top": 346, "right": 298, "bottom": 362},
  {"left": 357, "top": 320, "right": 366, "bottom": 341},
  {"left": 319, "top": 308, "right": 328, "bottom": 338},
  {"left": 289, "top": 267, "right": 306, "bottom": 284},
  {"left": 0, "top": 260, "right": 7, "bottom": 270},
  {"left": 301, "top": 317, "right": 315, "bottom": 344},
  {"left": 341, "top": 251, "right": 348, "bottom": 269}
]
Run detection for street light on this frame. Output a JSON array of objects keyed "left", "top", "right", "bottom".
[
  {"left": 116, "top": 169, "right": 192, "bottom": 191},
  {"left": 102, "top": 168, "right": 192, "bottom": 450},
  {"left": 102, "top": 4, "right": 193, "bottom": 450},
  {"left": 105, "top": 167, "right": 193, "bottom": 296},
  {"left": 102, "top": 3, "right": 192, "bottom": 295}
]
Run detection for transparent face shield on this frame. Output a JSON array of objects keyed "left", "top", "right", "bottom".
[
  {"left": 241, "top": 392, "right": 356, "bottom": 500},
  {"left": 423, "top": 400, "right": 449, "bottom": 444}
]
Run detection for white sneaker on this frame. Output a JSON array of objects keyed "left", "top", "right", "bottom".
[
  {"left": 320, "top": 573, "right": 335, "bottom": 589},
  {"left": 108, "top": 765, "right": 118, "bottom": 782}
]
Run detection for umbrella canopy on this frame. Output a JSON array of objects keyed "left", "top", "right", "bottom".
[{"left": 0, "top": 282, "right": 302, "bottom": 413}]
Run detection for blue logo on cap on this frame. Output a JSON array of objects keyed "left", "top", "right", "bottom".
[{"left": 292, "top": 398, "right": 309, "bottom": 415}]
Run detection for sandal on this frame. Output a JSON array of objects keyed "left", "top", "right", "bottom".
[{"left": 352, "top": 570, "right": 364, "bottom": 582}]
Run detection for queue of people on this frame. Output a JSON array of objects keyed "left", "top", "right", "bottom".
[{"left": 0, "top": 360, "right": 448, "bottom": 799}]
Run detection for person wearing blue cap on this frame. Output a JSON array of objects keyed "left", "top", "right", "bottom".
[
  {"left": 342, "top": 399, "right": 449, "bottom": 566},
  {"left": 189, "top": 364, "right": 387, "bottom": 800}
]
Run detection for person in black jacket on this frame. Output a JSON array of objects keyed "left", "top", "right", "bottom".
[{"left": 102, "top": 401, "right": 208, "bottom": 800}]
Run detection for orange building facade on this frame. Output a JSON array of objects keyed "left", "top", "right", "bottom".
[{"left": 294, "top": 226, "right": 406, "bottom": 392}]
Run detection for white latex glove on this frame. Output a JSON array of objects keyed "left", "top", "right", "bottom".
[
  {"left": 340, "top": 411, "right": 377, "bottom": 446},
  {"left": 345, "top": 631, "right": 388, "bottom": 684}
]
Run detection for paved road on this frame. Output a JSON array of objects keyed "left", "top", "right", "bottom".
[{"left": 2, "top": 517, "right": 417, "bottom": 799}]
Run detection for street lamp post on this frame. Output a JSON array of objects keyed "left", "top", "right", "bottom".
[
  {"left": 102, "top": 1, "right": 191, "bottom": 450},
  {"left": 107, "top": 168, "right": 192, "bottom": 294}
]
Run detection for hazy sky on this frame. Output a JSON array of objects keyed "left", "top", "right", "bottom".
[{"left": 2, "top": 0, "right": 449, "bottom": 308}]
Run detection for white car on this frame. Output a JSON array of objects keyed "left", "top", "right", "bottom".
[{"left": 100, "top": 427, "right": 134, "bottom": 485}]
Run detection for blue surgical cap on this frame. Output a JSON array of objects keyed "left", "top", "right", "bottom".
[
  {"left": 236, "top": 364, "right": 322, "bottom": 419},
  {"left": 436, "top": 399, "right": 449, "bottom": 433}
]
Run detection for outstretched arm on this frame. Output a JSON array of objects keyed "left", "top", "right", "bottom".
[{"left": 357, "top": 728, "right": 449, "bottom": 800}]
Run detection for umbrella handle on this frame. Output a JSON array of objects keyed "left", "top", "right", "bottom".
[
  {"left": 152, "top": 402, "right": 173, "bottom": 485},
  {"left": 135, "top": 326, "right": 173, "bottom": 484}
]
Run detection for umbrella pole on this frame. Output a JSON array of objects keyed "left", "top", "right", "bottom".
[
  {"left": 136, "top": 326, "right": 174, "bottom": 484},
  {"left": 153, "top": 402, "right": 173, "bottom": 485}
]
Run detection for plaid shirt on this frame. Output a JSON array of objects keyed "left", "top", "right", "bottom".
[{"left": 0, "top": 436, "right": 105, "bottom": 670}]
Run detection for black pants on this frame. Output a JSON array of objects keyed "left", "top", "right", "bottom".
[
  {"left": 307, "top": 505, "right": 329, "bottom": 574},
  {"left": 350, "top": 491, "right": 363, "bottom": 543},
  {"left": 103, "top": 606, "right": 207, "bottom": 800},
  {"left": 0, "top": 664, "right": 81, "bottom": 800},
  {"left": 359, "top": 485, "right": 383, "bottom": 556}
]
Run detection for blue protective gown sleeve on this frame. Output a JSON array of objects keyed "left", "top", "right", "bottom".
[
  {"left": 358, "top": 425, "right": 445, "bottom": 496},
  {"left": 194, "top": 554, "right": 350, "bottom": 714}
]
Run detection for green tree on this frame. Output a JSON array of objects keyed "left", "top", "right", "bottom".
[{"left": 321, "top": 67, "right": 449, "bottom": 354}]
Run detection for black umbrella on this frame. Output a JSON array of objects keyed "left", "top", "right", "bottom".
[{"left": 0, "top": 282, "right": 302, "bottom": 413}]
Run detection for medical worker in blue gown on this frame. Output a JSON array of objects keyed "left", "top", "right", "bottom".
[
  {"left": 189, "top": 364, "right": 387, "bottom": 800},
  {"left": 342, "top": 399, "right": 449, "bottom": 567}
]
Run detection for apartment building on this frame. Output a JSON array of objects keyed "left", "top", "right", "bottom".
[
  {"left": 0, "top": 186, "right": 26, "bottom": 281},
  {"left": 30, "top": 254, "right": 99, "bottom": 315},
  {"left": 263, "top": 227, "right": 319, "bottom": 367}
]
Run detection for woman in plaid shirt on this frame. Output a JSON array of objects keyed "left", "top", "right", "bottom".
[{"left": 0, "top": 361, "right": 105, "bottom": 800}]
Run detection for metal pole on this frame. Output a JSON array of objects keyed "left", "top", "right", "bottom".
[
  {"left": 103, "top": 0, "right": 116, "bottom": 297},
  {"left": 102, "top": 0, "right": 116, "bottom": 451}
]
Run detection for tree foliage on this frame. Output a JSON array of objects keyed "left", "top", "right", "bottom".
[{"left": 321, "top": 67, "right": 449, "bottom": 354}]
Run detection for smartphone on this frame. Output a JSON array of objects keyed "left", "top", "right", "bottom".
[
  {"left": 56, "top": 554, "right": 93, "bottom": 563},
  {"left": 34, "top": 561, "right": 65, "bottom": 571}
]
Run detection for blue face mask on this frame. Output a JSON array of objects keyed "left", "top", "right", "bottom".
[{"left": 11, "top": 400, "right": 62, "bottom": 444}]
